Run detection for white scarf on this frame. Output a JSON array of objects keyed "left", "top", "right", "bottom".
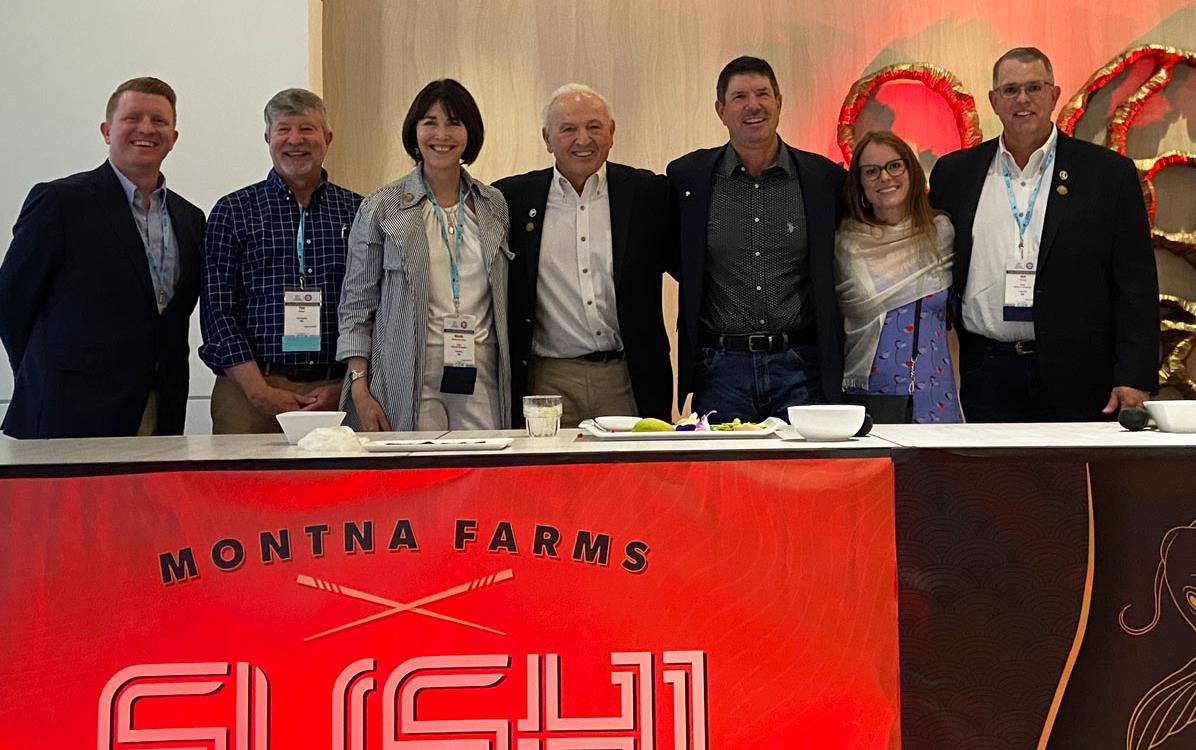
[{"left": 835, "top": 214, "right": 954, "bottom": 391}]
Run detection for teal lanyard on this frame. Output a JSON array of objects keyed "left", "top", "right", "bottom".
[
  {"left": 296, "top": 207, "right": 307, "bottom": 289},
  {"left": 420, "top": 171, "right": 467, "bottom": 314},
  {"left": 143, "top": 203, "right": 170, "bottom": 306},
  {"left": 1001, "top": 139, "right": 1056, "bottom": 256}
]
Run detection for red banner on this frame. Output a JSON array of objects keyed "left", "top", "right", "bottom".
[{"left": 0, "top": 458, "right": 899, "bottom": 749}]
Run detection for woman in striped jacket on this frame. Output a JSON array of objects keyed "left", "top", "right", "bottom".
[{"left": 337, "top": 79, "right": 513, "bottom": 431}]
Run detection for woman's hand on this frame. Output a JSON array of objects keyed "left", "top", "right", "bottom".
[{"left": 352, "top": 386, "right": 392, "bottom": 432}]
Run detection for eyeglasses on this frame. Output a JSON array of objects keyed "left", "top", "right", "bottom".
[
  {"left": 994, "top": 80, "right": 1054, "bottom": 99},
  {"left": 859, "top": 158, "right": 907, "bottom": 182}
]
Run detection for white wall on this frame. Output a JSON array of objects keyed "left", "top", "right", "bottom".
[{"left": 0, "top": 1, "right": 309, "bottom": 434}]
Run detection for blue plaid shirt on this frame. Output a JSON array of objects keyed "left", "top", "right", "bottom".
[{"left": 200, "top": 169, "right": 363, "bottom": 373}]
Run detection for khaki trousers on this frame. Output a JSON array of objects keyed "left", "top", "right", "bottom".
[
  {"left": 210, "top": 373, "right": 341, "bottom": 434},
  {"left": 527, "top": 356, "right": 637, "bottom": 427}
]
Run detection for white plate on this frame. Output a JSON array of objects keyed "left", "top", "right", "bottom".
[
  {"left": 593, "top": 416, "right": 641, "bottom": 431},
  {"left": 364, "top": 438, "right": 513, "bottom": 452},
  {"left": 578, "top": 419, "right": 780, "bottom": 440}
]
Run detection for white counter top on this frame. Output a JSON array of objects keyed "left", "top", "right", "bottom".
[
  {"left": 869, "top": 421, "right": 1196, "bottom": 448},
  {"left": 1, "top": 423, "right": 1192, "bottom": 470}
]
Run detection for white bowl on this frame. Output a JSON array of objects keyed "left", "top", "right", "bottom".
[
  {"left": 1144, "top": 400, "right": 1196, "bottom": 433},
  {"left": 594, "top": 416, "right": 641, "bottom": 431},
  {"left": 276, "top": 411, "right": 347, "bottom": 444},
  {"left": 787, "top": 404, "right": 865, "bottom": 441}
]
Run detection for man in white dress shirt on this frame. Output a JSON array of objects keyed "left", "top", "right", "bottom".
[
  {"left": 930, "top": 47, "right": 1157, "bottom": 421},
  {"left": 495, "top": 84, "right": 674, "bottom": 426}
]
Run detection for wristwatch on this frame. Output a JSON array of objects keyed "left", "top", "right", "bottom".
[{"left": 349, "top": 368, "right": 368, "bottom": 383}]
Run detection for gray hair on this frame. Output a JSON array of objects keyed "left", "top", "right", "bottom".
[
  {"left": 263, "top": 88, "right": 329, "bottom": 132},
  {"left": 541, "top": 83, "right": 613, "bottom": 129},
  {"left": 991, "top": 47, "right": 1055, "bottom": 89}
]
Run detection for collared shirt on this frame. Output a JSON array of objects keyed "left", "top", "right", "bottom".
[
  {"left": 200, "top": 169, "right": 363, "bottom": 372},
  {"left": 532, "top": 164, "right": 621, "bottom": 358},
  {"left": 963, "top": 126, "right": 1059, "bottom": 342},
  {"left": 109, "top": 160, "right": 179, "bottom": 312},
  {"left": 701, "top": 142, "right": 810, "bottom": 335}
]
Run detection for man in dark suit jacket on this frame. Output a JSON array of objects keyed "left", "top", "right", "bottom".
[
  {"left": 929, "top": 47, "right": 1157, "bottom": 422},
  {"left": 668, "top": 56, "right": 846, "bottom": 422},
  {"left": 495, "top": 84, "right": 673, "bottom": 426},
  {"left": 0, "top": 77, "right": 205, "bottom": 439}
]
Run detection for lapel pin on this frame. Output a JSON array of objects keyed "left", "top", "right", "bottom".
[
  {"left": 1059, "top": 170, "right": 1069, "bottom": 181},
  {"left": 525, "top": 222, "right": 535, "bottom": 232},
  {"left": 528, "top": 208, "right": 537, "bottom": 218},
  {"left": 1056, "top": 185, "right": 1069, "bottom": 196},
  {"left": 403, "top": 192, "right": 414, "bottom": 203},
  {"left": 684, "top": 190, "right": 692, "bottom": 197}
]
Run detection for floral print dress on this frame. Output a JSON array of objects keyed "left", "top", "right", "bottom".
[{"left": 855, "top": 290, "right": 961, "bottom": 423}]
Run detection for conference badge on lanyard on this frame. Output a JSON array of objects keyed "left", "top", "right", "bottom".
[
  {"left": 440, "top": 314, "right": 478, "bottom": 394},
  {"left": 282, "top": 288, "right": 322, "bottom": 352},
  {"left": 1003, "top": 258, "right": 1035, "bottom": 322},
  {"left": 282, "top": 207, "right": 322, "bottom": 352},
  {"left": 1001, "top": 141, "right": 1055, "bottom": 322},
  {"left": 421, "top": 171, "right": 477, "bottom": 394}
]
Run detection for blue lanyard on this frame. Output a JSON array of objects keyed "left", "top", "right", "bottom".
[
  {"left": 296, "top": 207, "right": 307, "bottom": 289},
  {"left": 143, "top": 203, "right": 170, "bottom": 306},
  {"left": 1001, "top": 139, "right": 1056, "bottom": 256},
  {"left": 421, "top": 171, "right": 467, "bottom": 313}
]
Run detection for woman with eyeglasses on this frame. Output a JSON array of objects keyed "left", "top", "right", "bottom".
[
  {"left": 834, "top": 130, "right": 960, "bottom": 423},
  {"left": 337, "top": 79, "right": 513, "bottom": 431}
]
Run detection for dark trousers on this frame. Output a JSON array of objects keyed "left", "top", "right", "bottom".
[{"left": 958, "top": 332, "right": 1050, "bottom": 422}]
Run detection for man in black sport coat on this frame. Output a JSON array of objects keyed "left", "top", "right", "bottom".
[
  {"left": 495, "top": 84, "right": 673, "bottom": 426},
  {"left": 929, "top": 47, "right": 1157, "bottom": 421},
  {"left": 0, "top": 77, "right": 205, "bottom": 438},
  {"left": 667, "top": 56, "right": 846, "bottom": 422}
]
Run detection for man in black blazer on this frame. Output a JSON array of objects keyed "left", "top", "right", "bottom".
[
  {"left": 495, "top": 84, "right": 673, "bottom": 426},
  {"left": 0, "top": 77, "right": 205, "bottom": 439},
  {"left": 668, "top": 56, "right": 846, "bottom": 422},
  {"left": 929, "top": 47, "right": 1157, "bottom": 422}
]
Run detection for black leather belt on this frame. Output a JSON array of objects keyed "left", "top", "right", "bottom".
[
  {"left": 577, "top": 350, "right": 625, "bottom": 363},
  {"left": 259, "top": 362, "right": 347, "bottom": 382},
  {"left": 968, "top": 336, "right": 1037, "bottom": 356},
  {"left": 699, "top": 329, "right": 815, "bottom": 353}
]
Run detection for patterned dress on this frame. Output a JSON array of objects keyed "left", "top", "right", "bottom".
[{"left": 851, "top": 290, "right": 961, "bottom": 423}]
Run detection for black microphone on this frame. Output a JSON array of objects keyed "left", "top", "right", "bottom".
[
  {"left": 1118, "top": 406, "right": 1150, "bottom": 432},
  {"left": 854, "top": 413, "right": 874, "bottom": 437}
]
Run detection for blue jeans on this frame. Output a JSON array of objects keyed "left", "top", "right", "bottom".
[{"left": 691, "top": 344, "right": 823, "bottom": 423}]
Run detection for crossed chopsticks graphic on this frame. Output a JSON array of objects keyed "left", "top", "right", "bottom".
[{"left": 297, "top": 569, "right": 514, "bottom": 641}]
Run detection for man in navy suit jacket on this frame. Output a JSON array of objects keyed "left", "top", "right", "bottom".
[
  {"left": 0, "top": 77, "right": 205, "bottom": 439},
  {"left": 667, "top": 56, "right": 846, "bottom": 422},
  {"left": 929, "top": 47, "right": 1157, "bottom": 421}
]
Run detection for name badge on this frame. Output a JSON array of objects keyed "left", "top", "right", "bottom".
[
  {"left": 1003, "top": 258, "right": 1035, "bottom": 322},
  {"left": 441, "top": 314, "right": 477, "bottom": 394},
  {"left": 282, "top": 288, "right": 322, "bottom": 352}
]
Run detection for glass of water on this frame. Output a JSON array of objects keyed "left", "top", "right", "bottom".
[{"left": 523, "top": 395, "right": 563, "bottom": 438}]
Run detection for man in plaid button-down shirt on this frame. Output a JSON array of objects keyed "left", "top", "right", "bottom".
[{"left": 200, "top": 89, "right": 362, "bottom": 433}]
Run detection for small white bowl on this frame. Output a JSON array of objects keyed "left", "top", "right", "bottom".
[
  {"left": 276, "top": 411, "right": 347, "bottom": 444},
  {"left": 1144, "top": 400, "right": 1196, "bottom": 433},
  {"left": 594, "top": 416, "right": 641, "bottom": 431},
  {"left": 787, "top": 404, "right": 865, "bottom": 441}
]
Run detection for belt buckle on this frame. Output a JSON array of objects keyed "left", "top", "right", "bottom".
[
  {"left": 747, "top": 334, "right": 772, "bottom": 352},
  {"left": 1014, "top": 341, "right": 1034, "bottom": 355}
]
